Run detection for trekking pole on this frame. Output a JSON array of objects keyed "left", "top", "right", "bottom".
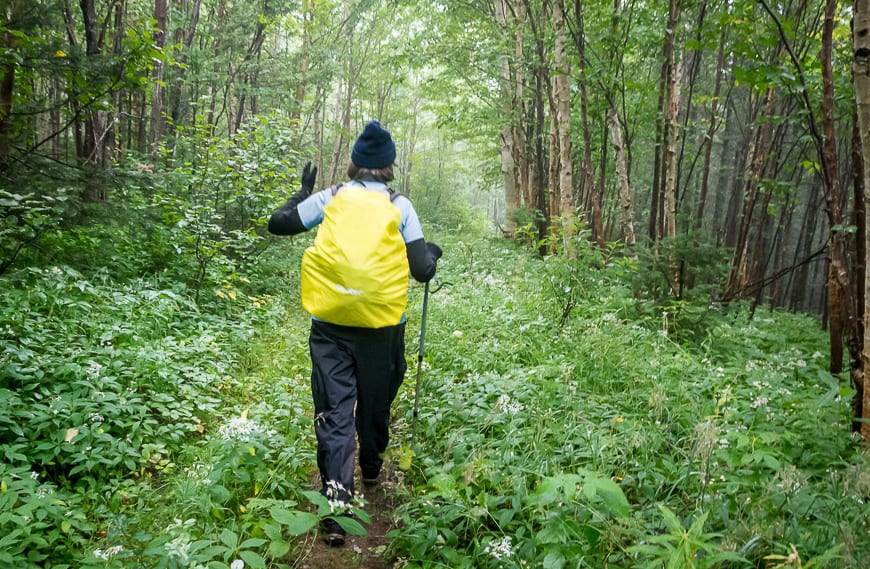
[{"left": 412, "top": 280, "right": 430, "bottom": 438}]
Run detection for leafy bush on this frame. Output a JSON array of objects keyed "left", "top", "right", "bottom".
[
  {"left": 386, "top": 237, "right": 868, "bottom": 568},
  {"left": 0, "top": 258, "right": 318, "bottom": 568}
]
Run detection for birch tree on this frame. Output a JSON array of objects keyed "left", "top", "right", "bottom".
[{"left": 852, "top": 0, "right": 870, "bottom": 438}]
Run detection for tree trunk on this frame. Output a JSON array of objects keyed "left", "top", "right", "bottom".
[
  {"left": 548, "top": 104, "right": 560, "bottom": 238},
  {"left": 0, "top": 0, "right": 23, "bottom": 170},
  {"left": 661, "top": 0, "right": 682, "bottom": 239},
  {"left": 207, "top": 1, "right": 226, "bottom": 135},
  {"left": 695, "top": 28, "right": 727, "bottom": 229},
  {"left": 569, "top": 0, "right": 605, "bottom": 251},
  {"left": 788, "top": 195, "right": 823, "bottom": 311},
  {"left": 819, "top": 0, "right": 860, "bottom": 397},
  {"left": 608, "top": 108, "right": 635, "bottom": 246},
  {"left": 851, "top": 109, "right": 866, "bottom": 379},
  {"left": 399, "top": 98, "right": 420, "bottom": 197},
  {"left": 168, "top": 0, "right": 201, "bottom": 132},
  {"left": 650, "top": 59, "right": 666, "bottom": 242},
  {"left": 328, "top": 72, "right": 352, "bottom": 186},
  {"left": 78, "top": 0, "right": 114, "bottom": 200},
  {"left": 553, "top": 0, "right": 575, "bottom": 256},
  {"left": 850, "top": 0, "right": 870, "bottom": 436},
  {"left": 293, "top": 0, "right": 312, "bottom": 122},
  {"left": 724, "top": 89, "right": 775, "bottom": 299},
  {"left": 150, "top": 0, "right": 168, "bottom": 153},
  {"left": 314, "top": 83, "right": 324, "bottom": 175},
  {"left": 523, "top": 0, "right": 549, "bottom": 254},
  {"left": 494, "top": 0, "right": 522, "bottom": 236}
]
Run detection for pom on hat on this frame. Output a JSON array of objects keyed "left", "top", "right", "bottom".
[{"left": 351, "top": 121, "right": 396, "bottom": 169}]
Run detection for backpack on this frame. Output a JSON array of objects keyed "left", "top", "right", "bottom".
[{"left": 300, "top": 184, "right": 409, "bottom": 328}]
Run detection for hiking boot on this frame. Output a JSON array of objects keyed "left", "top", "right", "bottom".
[
  {"left": 361, "top": 470, "right": 380, "bottom": 486},
  {"left": 321, "top": 518, "right": 346, "bottom": 547}
]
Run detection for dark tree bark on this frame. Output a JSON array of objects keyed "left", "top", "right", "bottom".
[
  {"left": 695, "top": 28, "right": 727, "bottom": 229},
  {"left": 0, "top": 0, "right": 24, "bottom": 170},
  {"left": 149, "top": 0, "right": 168, "bottom": 152}
]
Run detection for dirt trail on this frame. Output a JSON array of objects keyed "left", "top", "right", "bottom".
[{"left": 297, "top": 465, "right": 403, "bottom": 569}]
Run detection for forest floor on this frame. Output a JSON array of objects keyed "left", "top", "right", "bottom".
[{"left": 296, "top": 463, "right": 403, "bottom": 569}]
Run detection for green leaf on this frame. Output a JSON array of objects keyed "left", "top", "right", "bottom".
[
  {"left": 267, "top": 539, "right": 292, "bottom": 558},
  {"left": 269, "top": 508, "right": 318, "bottom": 536},
  {"left": 261, "top": 522, "right": 282, "bottom": 541},
  {"left": 355, "top": 508, "right": 372, "bottom": 524},
  {"left": 302, "top": 490, "right": 331, "bottom": 516},
  {"left": 239, "top": 550, "right": 267, "bottom": 569},
  {"left": 583, "top": 474, "right": 630, "bottom": 517},
  {"left": 333, "top": 515, "right": 367, "bottom": 536},
  {"left": 543, "top": 550, "right": 566, "bottom": 569},
  {"left": 219, "top": 528, "right": 238, "bottom": 549}
]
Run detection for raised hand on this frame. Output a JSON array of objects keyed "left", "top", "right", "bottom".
[{"left": 301, "top": 161, "right": 318, "bottom": 194}]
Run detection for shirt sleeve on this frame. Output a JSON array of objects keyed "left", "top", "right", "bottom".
[
  {"left": 394, "top": 195, "right": 438, "bottom": 282},
  {"left": 394, "top": 195, "right": 425, "bottom": 244},
  {"left": 296, "top": 188, "right": 333, "bottom": 229},
  {"left": 267, "top": 188, "right": 332, "bottom": 235}
]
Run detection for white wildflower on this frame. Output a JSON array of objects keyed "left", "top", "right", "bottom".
[
  {"left": 750, "top": 396, "right": 769, "bottom": 409},
  {"left": 230, "top": 560, "right": 245, "bottom": 569},
  {"left": 94, "top": 545, "right": 125, "bottom": 560},
  {"left": 217, "top": 416, "right": 275, "bottom": 442},
  {"left": 484, "top": 536, "right": 513, "bottom": 560},
  {"left": 184, "top": 464, "right": 213, "bottom": 485},
  {"left": 30, "top": 471, "right": 39, "bottom": 480},
  {"left": 496, "top": 394, "right": 523, "bottom": 415},
  {"left": 165, "top": 536, "right": 191, "bottom": 563},
  {"left": 452, "top": 330, "right": 463, "bottom": 337},
  {"left": 51, "top": 266, "right": 62, "bottom": 275},
  {"left": 86, "top": 362, "right": 102, "bottom": 379},
  {"left": 89, "top": 413, "right": 105, "bottom": 423}
]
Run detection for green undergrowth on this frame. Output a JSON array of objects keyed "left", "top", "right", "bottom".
[
  {"left": 1, "top": 232, "right": 868, "bottom": 569},
  {"left": 0, "top": 238, "right": 360, "bottom": 568},
  {"left": 386, "top": 237, "right": 869, "bottom": 568}
]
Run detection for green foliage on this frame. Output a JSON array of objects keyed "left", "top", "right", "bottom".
[
  {"left": 407, "top": 146, "right": 492, "bottom": 238},
  {"left": 0, "top": 188, "right": 71, "bottom": 275},
  {"left": 618, "top": 233, "right": 731, "bottom": 342},
  {"left": 630, "top": 505, "right": 746, "bottom": 569},
  {"left": 386, "top": 237, "right": 868, "bottom": 568},
  {"left": 3, "top": 211, "right": 868, "bottom": 568},
  {"left": 152, "top": 113, "right": 303, "bottom": 300},
  {"left": 0, "top": 254, "right": 320, "bottom": 567}
]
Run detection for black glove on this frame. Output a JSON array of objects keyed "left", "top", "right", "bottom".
[
  {"left": 426, "top": 242, "right": 443, "bottom": 261},
  {"left": 300, "top": 161, "right": 318, "bottom": 195}
]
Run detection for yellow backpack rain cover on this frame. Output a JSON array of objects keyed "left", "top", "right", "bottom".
[{"left": 300, "top": 185, "right": 408, "bottom": 328}]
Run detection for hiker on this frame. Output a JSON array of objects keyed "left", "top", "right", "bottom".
[{"left": 268, "top": 121, "right": 442, "bottom": 546}]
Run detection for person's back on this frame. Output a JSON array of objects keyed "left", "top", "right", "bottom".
[
  {"left": 300, "top": 183, "right": 408, "bottom": 328},
  {"left": 268, "top": 121, "right": 442, "bottom": 547}
]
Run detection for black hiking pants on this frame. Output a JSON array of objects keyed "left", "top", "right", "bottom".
[{"left": 309, "top": 319, "right": 406, "bottom": 501}]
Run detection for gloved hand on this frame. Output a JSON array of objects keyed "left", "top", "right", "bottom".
[
  {"left": 426, "top": 242, "right": 443, "bottom": 261},
  {"left": 300, "top": 161, "right": 318, "bottom": 195}
]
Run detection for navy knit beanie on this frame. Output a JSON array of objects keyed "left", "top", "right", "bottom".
[{"left": 351, "top": 121, "right": 396, "bottom": 169}]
